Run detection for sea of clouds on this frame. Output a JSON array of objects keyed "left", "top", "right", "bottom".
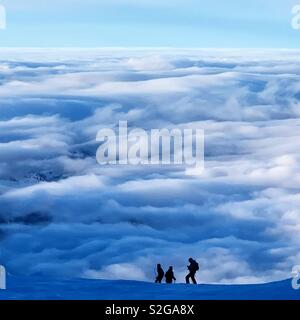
[{"left": 0, "top": 48, "right": 300, "bottom": 284}]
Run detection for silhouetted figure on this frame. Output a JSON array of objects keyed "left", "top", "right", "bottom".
[
  {"left": 186, "top": 258, "right": 199, "bottom": 284},
  {"left": 165, "top": 266, "right": 176, "bottom": 284},
  {"left": 155, "top": 264, "right": 164, "bottom": 283}
]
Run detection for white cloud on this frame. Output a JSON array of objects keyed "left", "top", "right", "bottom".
[{"left": 1, "top": 49, "right": 300, "bottom": 284}]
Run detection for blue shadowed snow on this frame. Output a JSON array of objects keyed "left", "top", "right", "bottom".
[{"left": 0, "top": 276, "right": 299, "bottom": 300}]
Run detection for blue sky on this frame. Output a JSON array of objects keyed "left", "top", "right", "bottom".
[{"left": 0, "top": 0, "right": 299, "bottom": 47}]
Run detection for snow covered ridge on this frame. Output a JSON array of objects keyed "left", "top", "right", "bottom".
[
  {"left": 2, "top": 49, "right": 300, "bottom": 285},
  {"left": 0, "top": 276, "right": 299, "bottom": 300}
]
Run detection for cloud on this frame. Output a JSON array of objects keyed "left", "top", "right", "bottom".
[{"left": 0, "top": 49, "right": 300, "bottom": 284}]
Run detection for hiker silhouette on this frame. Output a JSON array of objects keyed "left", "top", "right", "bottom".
[
  {"left": 186, "top": 258, "right": 199, "bottom": 284},
  {"left": 165, "top": 266, "right": 176, "bottom": 284},
  {"left": 155, "top": 264, "right": 164, "bottom": 283}
]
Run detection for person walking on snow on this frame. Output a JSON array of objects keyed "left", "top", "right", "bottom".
[
  {"left": 155, "top": 264, "right": 164, "bottom": 283},
  {"left": 186, "top": 258, "right": 199, "bottom": 284},
  {"left": 165, "top": 266, "right": 176, "bottom": 284}
]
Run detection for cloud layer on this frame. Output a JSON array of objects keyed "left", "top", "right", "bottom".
[{"left": 1, "top": 49, "right": 300, "bottom": 284}]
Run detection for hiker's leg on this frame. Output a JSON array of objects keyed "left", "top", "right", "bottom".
[
  {"left": 185, "top": 273, "right": 191, "bottom": 284},
  {"left": 191, "top": 273, "right": 197, "bottom": 284}
]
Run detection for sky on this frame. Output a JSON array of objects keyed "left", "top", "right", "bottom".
[
  {"left": 1, "top": 0, "right": 300, "bottom": 287},
  {"left": 0, "top": 0, "right": 300, "bottom": 47}
]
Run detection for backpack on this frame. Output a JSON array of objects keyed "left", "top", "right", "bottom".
[{"left": 194, "top": 262, "right": 199, "bottom": 271}]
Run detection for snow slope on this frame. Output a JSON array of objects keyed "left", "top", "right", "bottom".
[{"left": 0, "top": 276, "right": 299, "bottom": 300}]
